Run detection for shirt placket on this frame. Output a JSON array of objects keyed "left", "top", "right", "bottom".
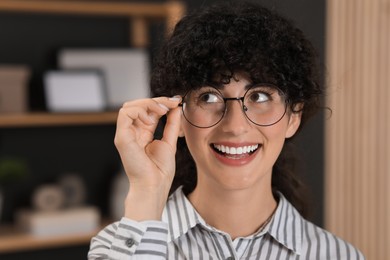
[
  {"left": 232, "top": 238, "right": 251, "bottom": 259},
  {"left": 209, "top": 231, "right": 238, "bottom": 260}
]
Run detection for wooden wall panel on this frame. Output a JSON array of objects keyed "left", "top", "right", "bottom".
[{"left": 325, "top": 0, "right": 390, "bottom": 259}]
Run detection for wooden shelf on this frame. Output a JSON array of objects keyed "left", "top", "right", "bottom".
[
  {"left": 0, "top": 0, "right": 180, "bottom": 18},
  {"left": 0, "top": 223, "right": 108, "bottom": 253},
  {"left": 0, "top": 0, "right": 186, "bottom": 47},
  {"left": 0, "top": 112, "right": 118, "bottom": 128}
]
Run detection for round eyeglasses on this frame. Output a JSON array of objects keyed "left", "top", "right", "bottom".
[{"left": 179, "top": 84, "right": 288, "bottom": 128}]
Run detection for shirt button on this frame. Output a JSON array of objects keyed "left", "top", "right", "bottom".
[{"left": 125, "top": 238, "right": 135, "bottom": 248}]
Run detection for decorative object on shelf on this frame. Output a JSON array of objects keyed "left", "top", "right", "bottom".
[
  {"left": 109, "top": 169, "right": 128, "bottom": 221},
  {"left": 0, "top": 65, "right": 30, "bottom": 113},
  {"left": 17, "top": 174, "right": 100, "bottom": 237},
  {"left": 58, "top": 173, "right": 87, "bottom": 208},
  {"left": 32, "top": 184, "right": 65, "bottom": 211},
  {"left": 0, "top": 157, "right": 28, "bottom": 185},
  {"left": 59, "top": 48, "right": 150, "bottom": 109},
  {"left": 44, "top": 70, "right": 107, "bottom": 112},
  {"left": 0, "top": 157, "right": 29, "bottom": 222}
]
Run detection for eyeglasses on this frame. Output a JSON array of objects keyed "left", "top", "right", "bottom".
[{"left": 179, "top": 84, "right": 288, "bottom": 128}]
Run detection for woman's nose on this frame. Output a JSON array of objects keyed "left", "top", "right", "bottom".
[{"left": 219, "top": 100, "right": 250, "bottom": 134}]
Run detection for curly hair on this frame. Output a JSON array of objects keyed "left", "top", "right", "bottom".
[{"left": 151, "top": 1, "right": 323, "bottom": 217}]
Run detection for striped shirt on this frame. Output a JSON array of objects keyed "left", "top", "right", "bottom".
[{"left": 88, "top": 187, "right": 365, "bottom": 259}]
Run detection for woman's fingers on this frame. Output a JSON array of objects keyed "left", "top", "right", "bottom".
[
  {"left": 118, "top": 100, "right": 164, "bottom": 127},
  {"left": 115, "top": 96, "right": 182, "bottom": 147},
  {"left": 121, "top": 96, "right": 181, "bottom": 112},
  {"left": 161, "top": 107, "right": 182, "bottom": 153},
  {"left": 119, "top": 97, "right": 181, "bottom": 126}
]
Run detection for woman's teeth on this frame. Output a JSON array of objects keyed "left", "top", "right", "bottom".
[{"left": 213, "top": 144, "right": 259, "bottom": 155}]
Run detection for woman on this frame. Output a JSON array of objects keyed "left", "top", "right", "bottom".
[{"left": 88, "top": 2, "right": 364, "bottom": 259}]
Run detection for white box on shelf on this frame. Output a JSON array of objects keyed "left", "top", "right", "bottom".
[
  {"left": 44, "top": 70, "right": 107, "bottom": 112},
  {"left": 58, "top": 49, "right": 150, "bottom": 109},
  {"left": 16, "top": 206, "right": 101, "bottom": 237}
]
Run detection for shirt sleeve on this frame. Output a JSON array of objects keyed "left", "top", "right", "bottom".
[{"left": 88, "top": 217, "right": 169, "bottom": 260}]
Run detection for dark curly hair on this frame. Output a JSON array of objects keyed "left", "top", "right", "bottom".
[{"left": 151, "top": 1, "right": 323, "bottom": 217}]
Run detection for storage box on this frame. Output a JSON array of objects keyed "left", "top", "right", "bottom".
[
  {"left": 0, "top": 65, "right": 30, "bottom": 113},
  {"left": 44, "top": 70, "right": 107, "bottom": 112},
  {"left": 59, "top": 49, "right": 150, "bottom": 109},
  {"left": 16, "top": 206, "right": 101, "bottom": 237}
]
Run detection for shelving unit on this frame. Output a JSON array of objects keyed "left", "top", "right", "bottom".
[
  {"left": 0, "top": 0, "right": 185, "bottom": 128},
  {"left": 0, "top": 112, "right": 118, "bottom": 128},
  {"left": 0, "top": 1, "right": 185, "bottom": 256}
]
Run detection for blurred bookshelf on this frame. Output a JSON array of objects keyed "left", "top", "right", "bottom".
[{"left": 0, "top": 0, "right": 185, "bottom": 257}]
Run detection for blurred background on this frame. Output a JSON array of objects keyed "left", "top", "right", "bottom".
[{"left": 0, "top": 0, "right": 386, "bottom": 259}]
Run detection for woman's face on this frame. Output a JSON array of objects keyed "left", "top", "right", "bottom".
[{"left": 180, "top": 74, "right": 302, "bottom": 191}]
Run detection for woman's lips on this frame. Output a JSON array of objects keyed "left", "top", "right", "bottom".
[{"left": 211, "top": 143, "right": 260, "bottom": 166}]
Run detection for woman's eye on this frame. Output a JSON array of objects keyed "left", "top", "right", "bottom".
[
  {"left": 199, "top": 93, "right": 220, "bottom": 103},
  {"left": 249, "top": 92, "right": 270, "bottom": 103}
]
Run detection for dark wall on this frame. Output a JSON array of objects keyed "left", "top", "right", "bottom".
[{"left": 0, "top": 0, "right": 325, "bottom": 258}]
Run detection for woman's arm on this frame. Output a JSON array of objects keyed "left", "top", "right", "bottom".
[
  {"left": 115, "top": 97, "right": 182, "bottom": 221},
  {"left": 88, "top": 96, "right": 181, "bottom": 259}
]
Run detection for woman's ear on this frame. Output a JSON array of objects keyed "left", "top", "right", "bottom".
[{"left": 285, "top": 103, "right": 303, "bottom": 138}]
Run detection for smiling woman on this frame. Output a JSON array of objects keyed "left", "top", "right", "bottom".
[{"left": 88, "top": 2, "right": 365, "bottom": 259}]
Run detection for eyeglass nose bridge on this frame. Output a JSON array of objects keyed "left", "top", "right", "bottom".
[{"left": 222, "top": 96, "right": 248, "bottom": 112}]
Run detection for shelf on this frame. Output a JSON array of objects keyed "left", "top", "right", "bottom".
[
  {"left": 0, "top": 112, "right": 118, "bottom": 128},
  {"left": 0, "top": 0, "right": 186, "bottom": 47},
  {"left": 0, "top": 222, "right": 109, "bottom": 254},
  {"left": 0, "top": 0, "right": 181, "bottom": 18}
]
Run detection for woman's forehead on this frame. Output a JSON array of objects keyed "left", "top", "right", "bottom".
[
  {"left": 207, "top": 73, "right": 254, "bottom": 89},
  {"left": 184, "top": 71, "right": 281, "bottom": 94}
]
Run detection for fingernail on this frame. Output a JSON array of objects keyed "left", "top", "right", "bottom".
[
  {"left": 169, "top": 95, "right": 182, "bottom": 102},
  {"left": 158, "top": 103, "right": 169, "bottom": 111}
]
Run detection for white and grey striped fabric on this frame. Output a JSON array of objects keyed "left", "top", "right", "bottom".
[{"left": 88, "top": 187, "right": 365, "bottom": 259}]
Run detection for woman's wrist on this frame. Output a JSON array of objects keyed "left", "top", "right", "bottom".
[{"left": 124, "top": 185, "right": 169, "bottom": 221}]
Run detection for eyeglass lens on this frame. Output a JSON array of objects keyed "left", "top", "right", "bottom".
[{"left": 182, "top": 84, "right": 287, "bottom": 128}]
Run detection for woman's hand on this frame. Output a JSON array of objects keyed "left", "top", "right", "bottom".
[{"left": 114, "top": 96, "right": 182, "bottom": 221}]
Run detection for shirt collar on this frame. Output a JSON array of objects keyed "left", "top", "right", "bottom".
[
  {"left": 266, "top": 192, "right": 303, "bottom": 255},
  {"left": 163, "top": 187, "right": 302, "bottom": 255}
]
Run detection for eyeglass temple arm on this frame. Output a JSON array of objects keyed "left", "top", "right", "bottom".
[{"left": 178, "top": 97, "right": 245, "bottom": 106}]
